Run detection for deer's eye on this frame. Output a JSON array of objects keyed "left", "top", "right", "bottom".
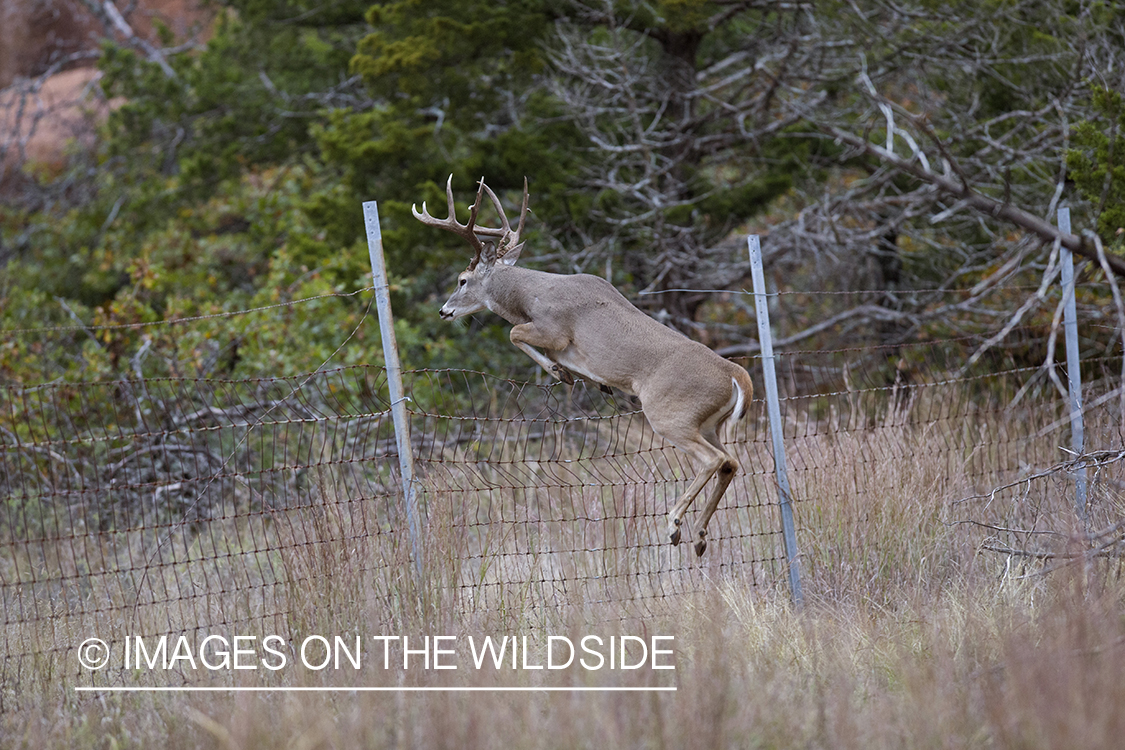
[{"left": 459, "top": 278, "right": 467, "bottom": 287}]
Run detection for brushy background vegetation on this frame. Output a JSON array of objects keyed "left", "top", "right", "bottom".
[{"left": 4, "top": 0, "right": 1125, "bottom": 385}]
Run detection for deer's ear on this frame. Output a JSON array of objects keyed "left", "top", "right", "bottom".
[
  {"left": 499, "top": 242, "right": 524, "bottom": 266},
  {"left": 479, "top": 242, "right": 499, "bottom": 266}
]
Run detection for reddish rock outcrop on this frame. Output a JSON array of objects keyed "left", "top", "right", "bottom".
[{"left": 0, "top": 0, "right": 211, "bottom": 188}]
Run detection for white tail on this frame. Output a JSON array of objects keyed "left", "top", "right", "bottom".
[{"left": 414, "top": 176, "right": 754, "bottom": 556}]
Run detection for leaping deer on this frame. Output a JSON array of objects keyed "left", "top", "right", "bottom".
[{"left": 413, "top": 176, "right": 754, "bottom": 557}]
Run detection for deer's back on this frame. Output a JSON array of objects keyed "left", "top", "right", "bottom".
[{"left": 514, "top": 270, "right": 743, "bottom": 398}]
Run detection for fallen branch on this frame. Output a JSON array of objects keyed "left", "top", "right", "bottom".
[
  {"left": 954, "top": 447, "right": 1125, "bottom": 507},
  {"left": 817, "top": 125, "right": 1125, "bottom": 277}
]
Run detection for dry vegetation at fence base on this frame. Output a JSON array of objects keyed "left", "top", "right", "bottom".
[
  {"left": 5, "top": 575, "right": 1125, "bottom": 749},
  {"left": 7, "top": 548, "right": 1125, "bottom": 742},
  {"left": 4, "top": 398, "right": 1125, "bottom": 748}
]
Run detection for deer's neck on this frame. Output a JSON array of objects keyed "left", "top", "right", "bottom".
[{"left": 483, "top": 265, "right": 545, "bottom": 325}]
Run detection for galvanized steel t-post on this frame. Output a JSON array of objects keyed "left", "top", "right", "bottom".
[
  {"left": 748, "top": 235, "right": 803, "bottom": 606},
  {"left": 363, "top": 201, "right": 424, "bottom": 581},
  {"left": 1057, "top": 207, "right": 1088, "bottom": 524}
]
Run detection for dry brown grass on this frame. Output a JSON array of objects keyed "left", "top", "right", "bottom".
[
  {"left": 6, "top": 575, "right": 1124, "bottom": 749},
  {"left": 3, "top": 400, "right": 1125, "bottom": 750}
]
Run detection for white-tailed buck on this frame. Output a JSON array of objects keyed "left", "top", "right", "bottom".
[{"left": 414, "top": 176, "right": 753, "bottom": 556}]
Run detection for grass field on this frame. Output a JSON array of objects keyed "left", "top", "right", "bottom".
[{"left": 3, "top": 388, "right": 1124, "bottom": 749}]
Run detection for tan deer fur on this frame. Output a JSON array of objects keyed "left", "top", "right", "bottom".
[{"left": 415, "top": 176, "right": 753, "bottom": 556}]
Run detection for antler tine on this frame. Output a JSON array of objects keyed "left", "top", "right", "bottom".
[
  {"left": 465, "top": 177, "right": 485, "bottom": 235},
  {"left": 460, "top": 178, "right": 489, "bottom": 269},
  {"left": 444, "top": 173, "right": 457, "bottom": 222},
  {"left": 479, "top": 181, "right": 511, "bottom": 235},
  {"left": 468, "top": 182, "right": 508, "bottom": 239},
  {"left": 515, "top": 176, "right": 529, "bottom": 245},
  {"left": 473, "top": 179, "right": 531, "bottom": 248},
  {"left": 411, "top": 174, "right": 486, "bottom": 259}
]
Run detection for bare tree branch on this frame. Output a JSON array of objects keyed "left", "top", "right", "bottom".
[
  {"left": 814, "top": 123, "right": 1125, "bottom": 277},
  {"left": 78, "top": 0, "right": 177, "bottom": 78}
]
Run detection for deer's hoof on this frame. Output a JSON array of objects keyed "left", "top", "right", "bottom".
[
  {"left": 599, "top": 383, "right": 612, "bottom": 394},
  {"left": 552, "top": 365, "right": 574, "bottom": 385},
  {"left": 694, "top": 539, "right": 707, "bottom": 557},
  {"left": 668, "top": 519, "right": 682, "bottom": 546}
]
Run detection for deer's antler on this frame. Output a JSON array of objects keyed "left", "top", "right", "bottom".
[
  {"left": 412, "top": 175, "right": 529, "bottom": 267},
  {"left": 477, "top": 177, "right": 529, "bottom": 260},
  {"left": 412, "top": 175, "right": 488, "bottom": 268}
]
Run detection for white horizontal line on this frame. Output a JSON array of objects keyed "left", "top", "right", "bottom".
[{"left": 76, "top": 686, "right": 676, "bottom": 693}]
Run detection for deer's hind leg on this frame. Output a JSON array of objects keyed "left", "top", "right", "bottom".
[
  {"left": 646, "top": 399, "right": 738, "bottom": 556},
  {"left": 647, "top": 415, "right": 729, "bottom": 548},
  {"left": 691, "top": 432, "right": 738, "bottom": 556},
  {"left": 663, "top": 441, "right": 737, "bottom": 556}
]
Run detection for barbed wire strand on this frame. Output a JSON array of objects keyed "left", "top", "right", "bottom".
[
  {"left": 0, "top": 287, "right": 375, "bottom": 336},
  {"left": 8, "top": 277, "right": 1114, "bottom": 338}
]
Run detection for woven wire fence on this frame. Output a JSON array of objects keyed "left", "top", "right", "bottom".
[
  {"left": 1, "top": 367, "right": 404, "bottom": 701},
  {"left": 2, "top": 281, "right": 1124, "bottom": 703},
  {"left": 402, "top": 369, "right": 784, "bottom": 611},
  {"left": 773, "top": 334, "right": 1124, "bottom": 570}
]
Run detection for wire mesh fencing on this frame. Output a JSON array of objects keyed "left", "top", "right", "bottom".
[
  {"left": 770, "top": 334, "right": 1124, "bottom": 588},
  {"left": 401, "top": 369, "right": 786, "bottom": 614},
  {"left": 1, "top": 367, "right": 406, "bottom": 702},
  {"left": 0, "top": 361, "right": 792, "bottom": 704},
  {"left": 2, "top": 279, "right": 1124, "bottom": 705}
]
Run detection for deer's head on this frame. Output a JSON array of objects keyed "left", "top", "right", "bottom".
[{"left": 413, "top": 175, "right": 528, "bottom": 321}]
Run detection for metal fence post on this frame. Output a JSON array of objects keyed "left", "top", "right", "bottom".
[
  {"left": 1057, "top": 207, "right": 1088, "bottom": 523},
  {"left": 363, "top": 201, "right": 424, "bottom": 580},
  {"left": 748, "top": 235, "right": 803, "bottom": 606}
]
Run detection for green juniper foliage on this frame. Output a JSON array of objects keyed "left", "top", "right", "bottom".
[
  {"left": 1068, "top": 86, "right": 1125, "bottom": 248},
  {"left": 3, "top": 0, "right": 1124, "bottom": 389}
]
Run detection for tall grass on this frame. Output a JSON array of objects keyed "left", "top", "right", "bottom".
[{"left": 3, "top": 394, "right": 1125, "bottom": 749}]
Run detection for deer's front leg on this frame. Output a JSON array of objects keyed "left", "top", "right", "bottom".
[{"left": 510, "top": 323, "right": 573, "bottom": 384}]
